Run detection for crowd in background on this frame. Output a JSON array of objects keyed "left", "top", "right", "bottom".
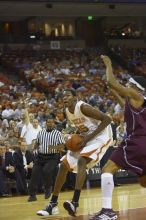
[
  {"left": 110, "top": 45, "right": 146, "bottom": 76},
  {"left": 1, "top": 46, "right": 143, "bottom": 197}
]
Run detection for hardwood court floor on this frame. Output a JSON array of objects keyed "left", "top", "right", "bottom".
[{"left": 0, "top": 183, "right": 146, "bottom": 220}]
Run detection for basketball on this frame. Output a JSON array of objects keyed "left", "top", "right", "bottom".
[{"left": 66, "top": 134, "right": 83, "bottom": 152}]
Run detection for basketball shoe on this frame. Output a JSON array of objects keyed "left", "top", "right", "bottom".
[
  {"left": 89, "top": 208, "right": 118, "bottom": 220},
  {"left": 36, "top": 202, "right": 59, "bottom": 216},
  {"left": 63, "top": 200, "right": 79, "bottom": 216}
]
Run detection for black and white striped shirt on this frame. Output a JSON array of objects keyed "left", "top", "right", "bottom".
[{"left": 36, "top": 129, "right": 65, "bottom": 154}]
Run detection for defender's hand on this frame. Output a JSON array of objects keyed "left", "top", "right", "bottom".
[{"left": 101, "top": 55, "right": 112, "bottom": 66}]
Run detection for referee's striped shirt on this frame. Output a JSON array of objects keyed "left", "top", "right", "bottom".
[{"left": 36, "top": 129, "right": 65, "bottom": 154}]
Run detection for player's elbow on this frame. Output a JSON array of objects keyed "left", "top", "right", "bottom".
[{"left": 107, "top": 80, "right": 114, "bottom": 88}]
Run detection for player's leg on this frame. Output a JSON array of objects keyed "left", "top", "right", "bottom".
[
  {"left": 75, "top": 156, "right": 91, "bottom": 189},
  {"left": 63, "top": 156, "right": 91, "bottom": 216},
  {"left": 37, "top": 162, "right": 69, "bottom": 216},
  {"left": 90, "top": 160, "right": 120, "bottom": 220},
  {"left": 63, "top": 137, "right": 108, "bottom": 217},
  {"left": 52, "top": 161, "right": 69, "bottom": 197}
]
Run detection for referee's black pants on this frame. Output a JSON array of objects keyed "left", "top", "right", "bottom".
[{"left": 29, "top": 154, "right": 59, "bottom": 196}]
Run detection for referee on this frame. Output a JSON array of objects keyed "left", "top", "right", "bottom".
[{"left": 28, "top": 116, "right": 65, "bottom": 202}]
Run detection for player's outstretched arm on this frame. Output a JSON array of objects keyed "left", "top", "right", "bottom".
[
  {"left": 101, "top": 55, "right": 142, "bottom": 102},
  {"left": 101, "top": 55, "right": 127, "bottom": 97},
  {"left": 110, "top": 88, "right": 125, "bottom": 107}
]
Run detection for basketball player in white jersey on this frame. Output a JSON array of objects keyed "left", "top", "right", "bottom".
[{"left": 37, "top": 89, "right": 113, "bottom": 217}]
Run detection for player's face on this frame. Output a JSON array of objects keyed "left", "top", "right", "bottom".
[{"left": 63, "top": 91, "right": 74, "bottom": 107}]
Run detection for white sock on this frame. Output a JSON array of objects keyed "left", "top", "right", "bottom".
[{"left": 101, "top": 173, "right": 114, "bottom": 209}]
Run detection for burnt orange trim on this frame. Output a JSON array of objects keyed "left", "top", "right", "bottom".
[
  {"left": 80, "top": 139, "right": 111, "bottom": 158},
  {"left": 81, "top": 149, "right": 97, "bottom": 157}
]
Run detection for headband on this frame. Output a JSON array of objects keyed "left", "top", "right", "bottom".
[{"left": 129, "top": 77, "right": 145, "bottom": 91}]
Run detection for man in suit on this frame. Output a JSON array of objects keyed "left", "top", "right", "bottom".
[
  {"left": 0, "top": 145, "right": 9, "bottom": 197},
  {"left": 5, "top": 150, "right": 15, "bottom": 177},
  {"left": 13, "top": 140, "right": 34, "bottom": 194}
]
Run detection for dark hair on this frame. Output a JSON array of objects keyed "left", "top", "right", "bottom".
[
  {"left": 63, "top": 88, "right": 76, "bottom": 96},
  {"left": 133, "top": 76, "right": 146, "bottom": 90}
]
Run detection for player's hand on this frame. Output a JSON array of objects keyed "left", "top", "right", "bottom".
[
  {"left": 101, "top": 55, "right": 112, "bottom": 66},
  {"left": 78, "top": 135, "right": 89, "bottom": 148}
]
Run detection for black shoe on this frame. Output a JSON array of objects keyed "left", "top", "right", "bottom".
[
  {"left": 28, "top": 195, "right": 37, "bottom": 202},
  {"left": 63, "top": 201, "right": 78, "bottom": 217},
  {"left": 90, "top": 208, "right": 118, "bottom": 220},
  {"left": 44, "top": 187, "right": 52, "bottom": 199}
]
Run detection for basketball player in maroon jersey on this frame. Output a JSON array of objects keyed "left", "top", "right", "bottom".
[{"left": 90, "top": 55, "right": 146, "bottom": 220}]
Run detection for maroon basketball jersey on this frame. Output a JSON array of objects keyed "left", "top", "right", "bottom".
[
  {"left": 110, "top": 97, "right": 146, "bottom": 175},
  {"left": 125, "top": 98, "right": 146, "bottom": 137}
]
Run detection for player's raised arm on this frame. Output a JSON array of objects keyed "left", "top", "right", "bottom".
[
  {"left": 109, "top": 88, "right": 125, "bottom": 108},
  {"left": 101, "top": 55, "right": 142, "bottom": 102}
]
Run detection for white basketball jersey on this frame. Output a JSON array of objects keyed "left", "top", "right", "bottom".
[{"left": 66, "top": 100, "right": 112, "bottom": 139}]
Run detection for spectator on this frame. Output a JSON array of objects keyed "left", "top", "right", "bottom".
[
  {"left": 20, "top": 106, "right": 42, "bottom": 146},
  {"left": 13, "top": 140, "right": 34, "bottom": 195},
  {"left": 0, "top": 145, "right": 10, "bottom": 197}
]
